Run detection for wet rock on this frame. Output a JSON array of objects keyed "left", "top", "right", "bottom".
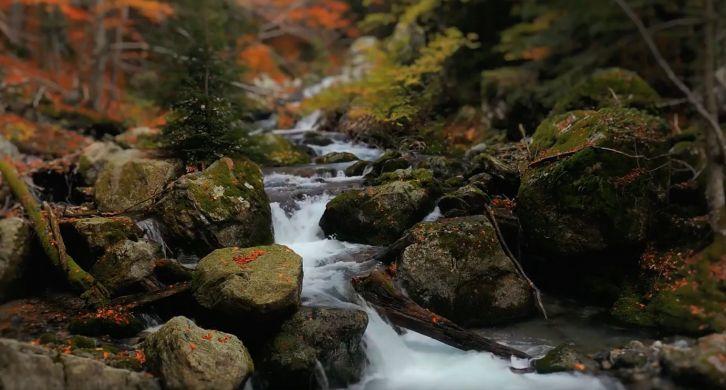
[
  {"left": 158, "top": 157, "right": 273, "bottom": 255},
  {"left": 94, "top": 150, "right": 179, "bottom": 212},
  {"left": 437, "top": 184, "right": 487, "bottom": 217},
  {"left": 0, "top": 337, "right": 160, "bottom": 389},
  {"left": 76, "top": 142, "right": 124, "bottom": 185},
  {"left": 368, "top": 168, "right": 435, "bottom": 187},
  {"left": 258, "top": 307, "right": 368, "bottom": 389},
  {"left": 416, "top": 155, "right": 466, "bottom": 180},
  {"left": 303, "top": 131, "right": 334, "bottom": 146},
  {"left": 91, "top": 240, "right": 160, "bottom": 294},
  {"left": 661, "top": 333, "right": 725, "bottom": 389},
  {"left": 396, "top": 216, "right": 534, "bottom": 326},
  {"left": 144, "top": 316, "right": 253, "bottom": 390},
  {"left": 364, "top": 150, "right": 411, "bottom": 179},
  {"left": 0, "top": 135, "right": 20, "bottom": 158},
  {"left": 534, "top": 343, "right": 595, "bottom": 374},
  {"left": 192, "top": 245, "right": 302, "bottom": 322},
  {"left": 344, "top": 160, "right": 370, "bottom": 177},
  {"left": 247, "top": 133, "right": 311, "bottom": 166},
  {"left": 320, "top": 175, "right": 437, "bottom": 245},
  {"left": 0, "top": 217, "right": 31, "bottom": 301},
  {"left": 61, "top": 216, "right": 142, "bottom": 266},
  {"left": 465, "top": 152, "right": 520, "bottom": 197},
  {"left": 518, "top": 108, "right": 670, "bottom": 258},
  {"left": 314, "top": 151, "right": 358, "bottom": 164},
  {"left": 552, "top": 68, "right": 660, "bottom": 115}
]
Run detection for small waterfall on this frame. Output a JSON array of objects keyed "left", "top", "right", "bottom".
[{"left": 136, "top": 218, "right": 170, "bottom": 258}]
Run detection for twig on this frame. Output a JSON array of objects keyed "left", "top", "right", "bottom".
[
  {"left": 518, "top": 124, "right": 532, "bottom": 161},
  {"left": 483, "top": 204, "right": 547, "bottom": 320}
]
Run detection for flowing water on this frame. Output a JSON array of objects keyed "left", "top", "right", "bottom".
[{"left": 262, "top": 113, "right": 620, "bottom": 390}]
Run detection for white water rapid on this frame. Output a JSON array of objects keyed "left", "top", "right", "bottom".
[{"left": 262, "top": 113, "right": 615, "bottom": 390}]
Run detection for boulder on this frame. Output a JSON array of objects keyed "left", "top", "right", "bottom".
[
  {"left": 364, "top": 150, "right": 411, "bottom": 179},
  {"left": 0, "top": 135, "right": 20, "bottom": 158},
  {"left": 0, "top": 338, "right": 160, "bottom": 390},
  {"left": 437, "top": 184, "right": 487, "bottom": 217},
  {"left": 259, "top": 307, "right": 368, "bottom": 389},
  {"left": 552, "top": 68, "right": 660, "bottom": 115},
  {"left": 77, "top": 142, "right": 124, "bottom": 184},
  {"left": 144, "top": 316, "right": 253, "bottom": 390},
  {"left": 61, "top": 216, "right": 142, "bottom": 266},
  {"left": 192, "top": 245, "right": 303, "bottom": 322},
  {"left": 303, "top": 131, "right": 334, "bottom": 146},
  {"left": 247, "top": 133, "right": 311, "bottom": 166},
  {"left": 158, "top": 157, "right": 273, "bottom": 255},
  {"left": 91, "top": 240, "right": 160, "bottom": 294},
  {"left": 660, "top": 333, "right": 726, "bottom": 389},
  {"left": 0, "top": 217, "right": 31, "bottom": 301},
  {"left": 319, "top": 175, "right": 437, "bottom": 245},
  {"left": 314, "top": 151, "right": 358, "bottom": 164},
  {"left": 534, "top": 344, "right": 596, "bottom": 374},
  {"left": 518, "top": 108, "right": 670, "bottom": 258},
  {"left": 344, "top": 160, "right": 371, "bottom": 177},
  {"left": 94, "top": 150, "right": 179, "bottom": 212},
  {"left": 465, "top": 151, "right": 520, "bottom": 197},
  {"left": 396, "top": 216, "right": 534, "bottom": 326}
]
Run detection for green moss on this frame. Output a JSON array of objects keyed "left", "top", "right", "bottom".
[
  {"left": 70, "top": 335, "right": 97, "bottom": 349},
  {"left": 315, "top": 152, "right": 359, "bottom": 164},
  {"left": 552, "top": 68, "right": 660, "bottom": 115},
  {"left": 244, "top": 134, "right": 311, "bottom": 166}
]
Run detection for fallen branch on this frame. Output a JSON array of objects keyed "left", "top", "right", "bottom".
[
  {"left": 0, "top": 159, "right": 109, "bottom": 306},
  {"left": 108, "top": 281, "right": 191, "bottom": 310},
  {"left": 352, "top": 269, "right": 530, "bottom": 359}
]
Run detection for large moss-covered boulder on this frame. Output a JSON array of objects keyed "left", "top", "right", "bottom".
[
  {"left": 319, "top": 175, "right": 437, "bottom": 245},
  {"left": 94, "top": 150, "right": 179, "bottom": 212},
  {"left": 77, "top": 142, "right": 123, "bottom": 184},
  {"left": 552, "top": 68, "right": 660, "bottom": 114},
  {"left": 61, "top": 216, "right": 142, "bottom": 266},
  {"left": 258, "top": 307, "right": 368, "bottom": 389},
  {"left": 0, "top": 218, "right": 31, "bottom": 301},
  {"left": 90, "top": 240, "right": 160, "bottom": 294},
  {"left": 158, "top": 157, "right": 273, "bottom": 255},
  {"left": 192, "top": 245, "right": 303, "bottom": 322},
  {"left": 144, "top": 316, "right": 253, "bottom": 390},
  {"left": 518, "top": 108, "right": 670, "bottom": 258},
  {"left": 396, "top": 216, "right": 534, "bottom": 326},
  {"left": 247, "top": 134, "right": 311, "bottom": 166},
  {"left": 437, "top": 184, "right": 487, "bottom": 217}
]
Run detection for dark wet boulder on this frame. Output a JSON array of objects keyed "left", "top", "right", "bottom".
[
  {"left": 144, "top": 316, "right": 254, "bottom": 390},
  {"left": 518, "top": 108, "right": 670, "bottom": 258},
  {"left": 192, "top": 245, "right": 303, "bottom": 322},
  {"left": 368, "top": 168, "right": 436, "bottom": 187},
  {"left": 258, "top": 307, "right": 368, "bottom": 389},
  {"left": 0, "top": 338, "right": 160, "bottom": 390},
  {"left": 158, "top": 157, "right": 273, "bottom": 255},
  {"left": 94, "top": 150, "right": 179, "bottom": 212},
  {"left": 303, "top": 131, "right": 334, "bottom": 146},
  {"left": 364, "top": 150, "right": 412, "bottom": 179},
  {"left": 437, "top": 184, "right": 487, "bottom": 217},
  {"left": 534, "top": 344, "right": 596, "bottom": 374},
  {"left": 90, "top": 240, "right": 160, "bottom": 294},
  {"left": 344, "top": 160, "right": 371, "bottom": 177},
  {"left": 465, "top": 151, "right": 520, "bottom": 197},
  {"left": 552, "top": 68, "right": 660, "bottom": 115},
  {"left": 661, "top": 333, "right": 726, "bottom": 389},
  {"left": 395, "top": 216, "right": 534, "bottom": 326},
  {"left": 320, "top": 175, "right": 437, "bottom": 245},
  {"left": 314, "top": 151, "right": 358, "bottom": 164},
  {"left": 61, "top": 216, "right": 142, "bottom": 266},
  {"left": 0, "top": 217, "right": 31, "bottom": 301},
  {"left": 415, "top": 156, "right": 465, "bottom": 180}
]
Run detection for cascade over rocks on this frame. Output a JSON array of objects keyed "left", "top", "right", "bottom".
[
  {"left": 394, "top": 216, "right": 535, "bottom": 326},
  {"left": 258, "top": 307, "right": 368, "bottom": 389},
  {"left": 319, "top": 171, "right": 438, "bottom": 245},
  {"left": 144, "top": 316, "right": 254, "bottom": 390},
  {"left": 192, "top": 245, "right": 302, "bottom": 323},
  {"left": 93, "top": 149, "right": 180, "bottom": 212},
  {"left": 158, "top": 157, "right": 273, "bottom": 255}
]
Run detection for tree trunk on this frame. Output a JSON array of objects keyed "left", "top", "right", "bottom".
[
  {"left": 89, "top": 0, "right": 108, "bottom": 111},
  {"left": 0, "top": 160, "right": 109, "bottom": 306},
  {"left": 703, "top": 0, "right": 726, "bottom": 237},
  {"left": 110, "top": 6, "right": 128, "bottom": 102},
  {"left": 352, "top": 268, "right": 530, "bottom": 359}
]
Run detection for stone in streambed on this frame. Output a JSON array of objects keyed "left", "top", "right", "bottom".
[
  {"left": 91, "top": 240, "right": 160, "bottom": 294},
  {"left": 396, "top": 216, "right": 534, "bottom": 326},
  {"left": 192, "top": 245, "right": 302, "bottom": 322},
  {"left": 144, "top": 316, "right": 253, "bottom": 390},
  {"left": 0, "top": 217, "right": 31, "bottom": 301},
  {"left": 314, "top": 151, "right": 358, "bottom": 164},
  {"left": 61, "top": 216, "right": 142, "bottom": 266},
  {"left": 258, "top": 307, "right": 368, "bottom": 389},
  {"left": 158, "top": 157, "right": 273, "bottom": 256},
  {"left": 344, "top": 160, "right": 371, "bottom": 176},
  {"left": 534, "top": 344, "right": 596, "bottom": 374}
]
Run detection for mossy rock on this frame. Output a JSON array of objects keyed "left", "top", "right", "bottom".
[
  {"left": 344, "top": 160, "right": 371, "bottom": 177},
  {"left": 314, "top": 152, "right": 359, "bottom": 164},
  {"left": 61, "top": 216, "right": 142, "bottom": 266},
  {"left": 94, "top": 150, "right": 179, "bottom": 212},
  {"left": 302, "top": 131, "right": 333, "bottom": 146},
  {"left": 258, "top": 307, "right": 368, "bottom": 389},
  {"left": 144, "top": 316, "right": 253, "bottom": 390},
  {"left": 661, "top": 333, "right": 726, "bottom": 389},
  {"left": 611, "top": 238, "right": 726, "bottom": 335},
  {"left": 77, "top": 142, "right": 124, "bottom": 185},
  {"left": 246, "top": 134, "right": 311, "bottom": 166},
  {"left": 552, "top": 68, "right": 660, "bottom": 115},
  {"left": 363, "top": 150, "right": 412, "bottom": 180},
  {"left": 319, "top": 177, "right": 437, "bottom": 245},
  {"left": 0, "top": 217, "right": 31, "bottom": 301},
  {"left": 519, "top": 108, "right": 670, "bottom": 258},
  {"left": 90, "top": 240, "right": 160, "bottom": 295},
  {"left": 534, "top": 344, "right": 595, "bottom": 374},
  {"left": 158, "top": 157, "right": 273, "bottom": 255},
  {"left": 396, "top": 216, "right": 534, "bottom": 326},
  {"left": 437, "top": 184, "right": 487, "bottom": 217},
  {"left": 192, "top": 245, "right": 303, "bottom": 322},
  {"left": 69, "top": 309, "right": 145, "bottom": 338}
]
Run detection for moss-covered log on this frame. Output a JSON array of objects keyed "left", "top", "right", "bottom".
[{"left": 0, "top": 159, "right": 109, "bottom": 305}]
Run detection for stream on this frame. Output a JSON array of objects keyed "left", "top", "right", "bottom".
[{"left": 259, "top": 115, "right": 626, "bottom": 390}]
